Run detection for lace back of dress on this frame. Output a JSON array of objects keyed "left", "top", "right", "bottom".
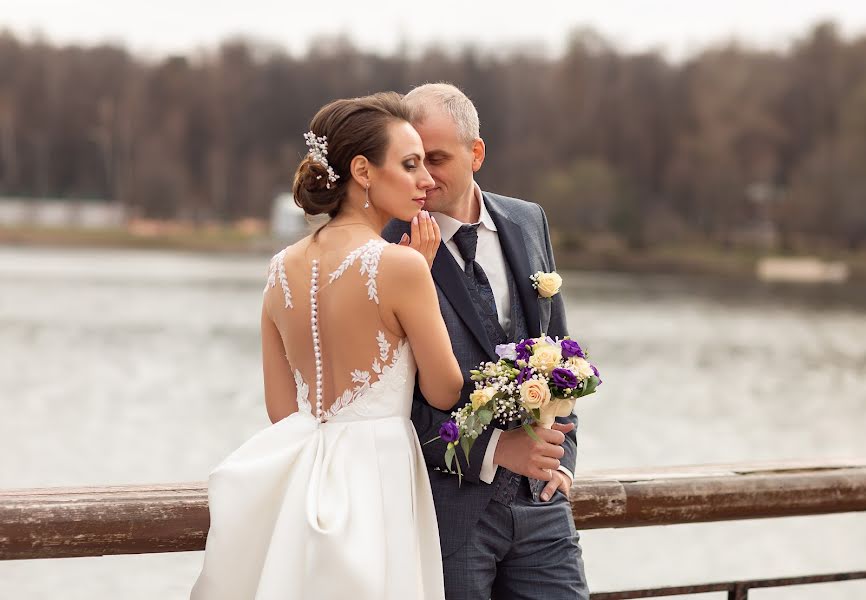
[{"left": 265, "top": 238, "right": 406, "bottom": 422}]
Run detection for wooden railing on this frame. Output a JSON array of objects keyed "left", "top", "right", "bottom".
[
  {"left": 2, "top": 459, "right": 865, "bottom": 561},
  {"left": 2, "top": 460, "right": 865, "bottom": 597},
  {"left": 568, "top": 459, "right": 866, "bottom": 528}
]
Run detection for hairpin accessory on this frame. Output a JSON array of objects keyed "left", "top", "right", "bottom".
[{"left": 303, "top": 131, "right": 340, "bottom": 189}]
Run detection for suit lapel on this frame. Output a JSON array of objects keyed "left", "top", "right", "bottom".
[
  {"left": 430, "top": 244, "right": 498, "bottom": 361},
  {"left": 485, "top": 194, "right": 542, "bottom": 338},
  {"left": 386, "top": 218, "right": 497, "bottom": 359}
]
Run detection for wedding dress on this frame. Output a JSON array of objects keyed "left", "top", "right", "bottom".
[{"left": 191, "top": 238, "right": 445, "bottom": 599}]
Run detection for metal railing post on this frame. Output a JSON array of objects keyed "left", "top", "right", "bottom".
[{"left": 728, "top": 583, "right": 748, "bottom": 600}]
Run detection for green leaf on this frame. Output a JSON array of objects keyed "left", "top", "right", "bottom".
[
  {"left": 445, "top": 443, "right": 455, "bottom": 471},
  {"left": 460, "top": 436, "right": 472, "bottom": 464},
  {"left": 477, "top": 409, "right": 493, "bottom": 425},
  {"left": 523, "top": 423, "right": 542, "bottom": 443},
  {"left": 581, "top": 376, "right": 599, "bottom": 397},
  {"left": 465, "top": 414, "right": 478, "bottom": 431}
]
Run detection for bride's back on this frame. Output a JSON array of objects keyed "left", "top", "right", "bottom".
[{"left": 263, "top": 229, "right": 407, "bottom": 422}]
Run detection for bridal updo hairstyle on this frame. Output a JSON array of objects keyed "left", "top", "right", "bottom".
[{"left": 292, "top": 92, "right": 411, "bottom": 217}]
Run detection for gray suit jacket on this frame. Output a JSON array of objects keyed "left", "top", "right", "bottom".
[{"left": 382, "top": 190, "right": 578, "bottom": 557}]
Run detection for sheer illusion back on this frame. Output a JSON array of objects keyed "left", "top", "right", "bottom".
[{"left": 263, "top": 236, "right": 408, "bottom": 422}]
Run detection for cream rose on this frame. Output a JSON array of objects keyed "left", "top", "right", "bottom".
[
  {"left": 534, "top": 271, "right": 562, "bottom": 298},
  {"left": 470, "top": 387, "right": 495, "bottom": 410},
  {"left": 520, "top": 379, "right": 551, "bottom": 410},
  {"left": 568, "top": 357, "right": 595, "bottom": 381},
  {"left": 528, "top": 343, "right": 562, "bottom": 375}
]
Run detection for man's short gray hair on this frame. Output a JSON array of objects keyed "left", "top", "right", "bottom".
[{"left": 403, "top": 82, "right": 480, "bottom": 146}]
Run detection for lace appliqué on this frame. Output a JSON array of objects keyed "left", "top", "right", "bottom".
[
  {"left": 264, "top": 249, "right": 292, "bottom": 308},
  {"left": 320, "top": 332, "right": 406, "bottom": 421},
  {"left": 376, "top": 331, "right": 391, "bottom": 363},
  {"left": 328, "top": 239, "right": 388, "bottom": 304},
  {"left": 294, "top": 368, "right": 311, "bottom": 414}
]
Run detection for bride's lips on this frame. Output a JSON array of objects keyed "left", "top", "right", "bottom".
[{"left": 412, "top": 197, "right": 426, "bottom": 208}]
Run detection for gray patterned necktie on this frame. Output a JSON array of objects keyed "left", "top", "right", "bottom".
[{"left": 452, "top": 224, "right": 505, "bottom": 345}]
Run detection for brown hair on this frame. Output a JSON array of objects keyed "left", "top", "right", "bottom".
[{"left": 292, "top": 92, "right": 410, "bottom": 217}]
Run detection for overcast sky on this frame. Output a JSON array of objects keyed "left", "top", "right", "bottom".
[{"left": 2, "top": 1, "right": 866, "bottom": 60}]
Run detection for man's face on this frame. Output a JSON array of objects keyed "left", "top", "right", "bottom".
[{"left": 412, "top": 109, "right": 479, "bottom": 217}]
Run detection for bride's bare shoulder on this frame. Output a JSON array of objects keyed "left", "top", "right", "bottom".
[
  {"left": 378, "top": 244, "right": 431, "bottom": 304},
  {"left": 380, "top": 243, "right": 428, "bottom": 273},
  {"left": 272, "top": 235, "right": 313, "bottom": 261}
]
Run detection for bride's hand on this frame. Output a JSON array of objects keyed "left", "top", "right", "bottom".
[{"left": 398, "top": 210, "right": 441, "bottom": 269}]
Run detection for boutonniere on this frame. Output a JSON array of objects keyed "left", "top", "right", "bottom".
[{"left": 530, "top": 271, "right": 562, "bottom": 298}]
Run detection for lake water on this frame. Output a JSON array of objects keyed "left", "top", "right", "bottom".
[{"left": 1, "top": 245, "right": 865, "bottom": 599}]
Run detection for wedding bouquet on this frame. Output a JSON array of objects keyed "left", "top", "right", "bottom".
[{"left": 434, "top": 335, "right": 601, "bottom": 482}]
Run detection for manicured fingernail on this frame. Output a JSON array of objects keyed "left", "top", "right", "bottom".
[
  {"left": 541, "top": 493, "right": 550, "bottom": 501},
  {"left": 412, "top": 216, "right": 418, "bottom": 224}
]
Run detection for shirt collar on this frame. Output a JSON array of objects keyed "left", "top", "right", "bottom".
[{"left": 432, "top": 182, "right": 497, "bottom": 244}]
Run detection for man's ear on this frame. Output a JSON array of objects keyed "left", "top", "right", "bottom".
[
  {"left": 350, "top": 155, "right": 371, "bottom": 187},
  {"left": 471, "top": 138, "right": 486, "bottom": 173}
]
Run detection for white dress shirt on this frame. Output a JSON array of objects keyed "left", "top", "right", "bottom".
[{"left": 432, "top": 183, "right": 575, "bottom": 488}]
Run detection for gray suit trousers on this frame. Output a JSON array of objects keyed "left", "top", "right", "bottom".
[{"left": 442, "top": 479, "right": 589, "bottom": 600}]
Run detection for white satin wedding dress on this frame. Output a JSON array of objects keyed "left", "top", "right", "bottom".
[{"left": 191, "top": 238, "right": 445, "bottom": 599}]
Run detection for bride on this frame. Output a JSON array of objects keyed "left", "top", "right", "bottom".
[{"left": 190, "top": 92, "right": 463, "bottom": 599}]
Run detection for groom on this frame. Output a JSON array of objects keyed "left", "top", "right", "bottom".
[{"left": 383, "top": 83, "right": 589, "bottom": 599}]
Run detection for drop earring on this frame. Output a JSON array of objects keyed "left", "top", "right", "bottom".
[{"left": 364, "top": 184, "right": 370, "bottom": 209}]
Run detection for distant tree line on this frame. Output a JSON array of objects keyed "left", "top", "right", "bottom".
[{"left": 1, "top": 22, "right": 866, "bottom": 250}]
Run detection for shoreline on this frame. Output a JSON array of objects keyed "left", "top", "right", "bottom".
[
  {"left": 2, "top": 226, "right": 865, "bottom": 283},
  {"left": 0, "top": 225, "right": 277, "bottom": 256}
]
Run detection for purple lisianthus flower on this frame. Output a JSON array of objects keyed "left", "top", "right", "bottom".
[
  {"left": 560, "top": 339, "right": 584, "bottom": 359},
  {"left": 495, "top": 343, "right": 517, "bottom": 361},
  {"left": 515, "top": 338, "right": 536, "bottom": 361},
  {"left": 438, "top": 420, "right": 460, "bottom": 443},
  {"left": 591, "top": 364, "right": 602, "bottom": 384},
  {"left": 516, "top": 366, "right": 533, "bottom": 385},
  {"left": 551, "top": 367, "right": 578, "bottom": 389}
]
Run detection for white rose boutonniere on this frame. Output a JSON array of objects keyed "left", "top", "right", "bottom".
[{"left": 530, "top": 271, "right": 562, "bottom": 298}]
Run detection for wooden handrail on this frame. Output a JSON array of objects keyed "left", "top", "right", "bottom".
[
  {"left": 569, "top": 459, "right": 866, "bottom": 528},
  {"left": 2, "top": 460, "right": 865, "bottom": 560}
]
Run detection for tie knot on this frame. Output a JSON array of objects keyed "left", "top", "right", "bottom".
[{"left": 452, "top": 223, "right": 480, "bottom": 264}]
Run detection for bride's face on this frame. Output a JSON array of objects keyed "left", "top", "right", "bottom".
[{"left": 368, "top": 121, "right": 434, "bottom": 221}]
